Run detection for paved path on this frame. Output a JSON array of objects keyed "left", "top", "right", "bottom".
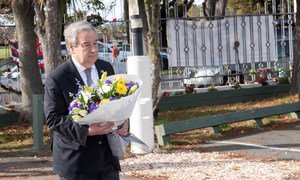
[
  {"left": 1, "top": 123, "right": 299, "bottom": 179},
  {"left": 200, "top": 123, "right": 300, "bottom": 160},
  {"left": 0, "top": 157, "right": 140, "bottom": 180}
]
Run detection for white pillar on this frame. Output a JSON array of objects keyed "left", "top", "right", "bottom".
[{"left": 127, "top": 56, "right": 154, "bottom": 154}]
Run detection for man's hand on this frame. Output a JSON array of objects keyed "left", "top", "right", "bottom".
[
  {"left": 115, "top": 120, "right": 129, "bottom": 136},
  {"left": 87, "top": 122, "right": 114, "bottom": 136}
]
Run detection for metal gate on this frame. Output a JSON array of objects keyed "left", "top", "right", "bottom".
[{"left": 159, "top": 0, "right": 295, "bottom": 90}]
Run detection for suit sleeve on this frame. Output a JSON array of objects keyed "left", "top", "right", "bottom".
[{"left": 44, "top": 75, "right": 88, "bottom": 147}]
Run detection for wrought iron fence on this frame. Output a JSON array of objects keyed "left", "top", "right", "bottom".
[
  {"left": 159, "top": 0, "right": 295, "bottom": 90},
  {"left": 0, "top": 1, "right": 295, "bottom": 92}
]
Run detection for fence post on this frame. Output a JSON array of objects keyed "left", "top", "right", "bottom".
[{"left": 32, "top": 94, "right": 44, "bottom": 150}]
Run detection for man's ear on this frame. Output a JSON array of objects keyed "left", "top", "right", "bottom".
[{"left": 68, "top": 44, "right": 75, "bottom": 54}]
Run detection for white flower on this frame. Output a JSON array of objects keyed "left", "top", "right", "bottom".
[
  {"left": 80, "top": 90, "right": 92, "bottom": 104},
  {"left": 97, "top": 83, "right": 112, "bottom": 94}
]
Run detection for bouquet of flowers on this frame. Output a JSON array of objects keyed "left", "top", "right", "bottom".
[
  {"left": 277, "top": 68, "right": 286, "bottom": 78},
  {"left": 249, "top": 68, "right": 257, "bottom": 75},
  {"left": 69, "top": 72, "right": 142, "bottom": 127},
  {"left": 185, "top": 85, "right": 196, "bottom": 94},
  {"left": 68, "top": 72, "right": 148, "bottom": 156},
  {"left": 258, "top": 68, "right": 272, "bottom": 86}
]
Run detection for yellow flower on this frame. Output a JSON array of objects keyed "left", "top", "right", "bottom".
[
  {"left": 72, "top": 107, "right": 81, "bottom": 114},
  {"left": 100, "top": 98, "right": 110, "bottom": 104},
  {"left": 117, "top": 76, "right": 126, "bottom": 85},
  {"left": 116, "top": 83, "right": 127, "bottom": 95},
  {"left": 79, "top": 110, "right": 88, "bottom": 117},
  {"left": 71, "top": 115, "right": 82, "bottom": 121},
  {"left": 100, "top": 71, "right": 107, "bottom": 83},
  {"left": 128, "top": 84, "right": 138, "bottom": 95},
  {"left": 83, "top": 86, "right": 93, "bottom": 94}
]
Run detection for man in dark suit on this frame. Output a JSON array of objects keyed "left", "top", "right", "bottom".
[{"left": 43, "top": 21, "right": 129, "bottom": 180}]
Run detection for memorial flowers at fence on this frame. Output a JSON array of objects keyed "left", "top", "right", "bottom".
[
  {"left": 0, "top": 67, "right": 11, "bottom": 78},
  {"left": 276, "top": 68, "right": 290, "bottom": 84},
  {"left": 68, "top": 72, "right": 148, "bottom": 156},
  {"left": 185, "top": 85, "right": 196, "bottom": 94},
  {"left": 249, "top": 68, "right": 257, "bottom": 75},
  {"left": 258, "top": 68, "right": 272, "bottom": 85},
  {"left": 249, "top": 68, "right": 257, "bottom": 82}
]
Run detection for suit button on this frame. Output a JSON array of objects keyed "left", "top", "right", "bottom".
[{"left": 98, "top": 141, "right": 102, "bottom": 145}]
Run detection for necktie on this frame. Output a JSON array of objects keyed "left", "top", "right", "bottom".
[{"left": 84, "top": 68, "right": 93, "bottom": 86}]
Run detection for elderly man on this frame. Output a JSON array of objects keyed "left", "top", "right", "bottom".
[{"left": 43, "top": 21, "right": 129, "bottom": 180}]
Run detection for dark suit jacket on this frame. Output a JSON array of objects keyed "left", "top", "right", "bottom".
[{"left": 43, "top": 59, "right": 120, "bottom": 179}]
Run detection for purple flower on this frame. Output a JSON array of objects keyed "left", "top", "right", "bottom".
[
  {"left": 110, "top": 97, "right": 119, "bottom": 101},
  {"left": 68, "top": 100, "right": 79, "bottom": 113},
  {"left": 126, "top": 81, "right": 134, "bottom": 90},
  {"left": 105, "top": 80, "right": 112, "bottom": 84},
  {"left": 89, "top": 102, "right": 99, "bottom": 112},
  {"left": 77, "top": 87, "right": 83, "bottom": 95}
]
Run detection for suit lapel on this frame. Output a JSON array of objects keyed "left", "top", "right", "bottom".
[
  {"left": 95, "top": 60, "right": 105, "bottom": 78},
  {"left": 65, "top": 59, "right": 85, "bottom": 86}
]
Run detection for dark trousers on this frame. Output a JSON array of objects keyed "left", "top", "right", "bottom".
[
  {"left": 59, "top": 170, "right": 119, "bottom": 180},
  {"left": 59, "top": 161, "right": 120, "bottom": 180}
]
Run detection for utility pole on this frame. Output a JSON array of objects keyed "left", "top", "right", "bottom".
[
  {"left": 127, "top": 0, "right": 154, "bottom": 154},
  {"left": 128, "top": 0, "right": 143, "bottom": 55}
]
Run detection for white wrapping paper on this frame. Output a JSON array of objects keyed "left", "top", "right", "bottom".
[{"left": 75, "top": 74, "right": 143, "bottom": 126}]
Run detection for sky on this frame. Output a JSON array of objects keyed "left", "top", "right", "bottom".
[
  {"left": 100, "top": 0, "right": 124, "bottom": 20},
  {"left": 99, "top": 0, "right": 204, "bottom": 21},
  {"left": 70, "top": 0, "right": 205, "bottom": 21}
]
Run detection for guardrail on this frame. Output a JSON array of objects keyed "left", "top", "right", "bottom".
[
  {"left": 0, "top": 94, "right": 44, "bottom": 150},
  {"left": 0, "top": 111, "right": 20, "bottom": 127},
  {"left": 155, "top": 102, "right": 300, "bottom": 146},
  {"left": 0, "top": 92, "right": 20, "bottom": 127},
  {"left": 158, "top": 84, "right": 291, "bottom": 111}
]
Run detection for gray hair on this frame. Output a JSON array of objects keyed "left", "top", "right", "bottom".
[{"left": 64, "top": 21, "right": 97, "bottom": 49}]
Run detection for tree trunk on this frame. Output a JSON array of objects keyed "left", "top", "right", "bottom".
[
  {"left": 146, "top": 0, "right": 161, "bottom": 112},
  {"left": 34, "top": 0, "right": 62, "bottom": 77},
  {"left": 12, "top": 0, "right": 44, "bottom": 121},
  {"left": 123, "top": 0, "right": 130, "bottom": 44},
  {"left": 292, "top": 0, "right": 300, "bottom": 97},
  {"left": 215, "top": 0, "right": 228, "bottom": 17},
  {"left": 203, "top": 0, "right": 218, "bottom": 20}
]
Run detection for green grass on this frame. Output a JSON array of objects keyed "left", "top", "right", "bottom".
[
  {"left": 154, "top": 117, "right": 170, "bottom": 126},
  {"left": 0, "top": 47, "right": 12, "bottom": 59},
  {"left": 157, "top": 94, "right": 298, "bottom": 122},
  {"left": 156, "top": 94, "right": 300, "bottom": 146},
  {"left": 0, "top": 94, "right": 299, "bottom": 150}
]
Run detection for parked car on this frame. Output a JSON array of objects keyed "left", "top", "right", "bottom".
[
  {"left": 183, "top": 67, "right": 223, "bottom": 87},
  {"left": 0, "top": 64, "right": 21, "bottom": 91},
  {"left": 183, "top": 66, "right": 245, "bottom": 87},
  {"left": 98, "top": 41, "right": 129, "bottom": 62},
  {"left": 104, "top": 42, "right": 169, "bottom": 70},
  {"left": 119, "top": 44, "right": 130, "bottom": 51}
]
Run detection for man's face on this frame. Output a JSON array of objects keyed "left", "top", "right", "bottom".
[{"left": 69, "top": 30, "right": 99, "bottom": 68}]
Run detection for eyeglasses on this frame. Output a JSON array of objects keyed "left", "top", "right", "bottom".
[{"left": 79, "top": 42, "right": 99, "bottom": 50}]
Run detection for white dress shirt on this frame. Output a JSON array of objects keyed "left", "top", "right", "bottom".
[{"left": 71, "top": 57, "right": 99, "bottom": 86}]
